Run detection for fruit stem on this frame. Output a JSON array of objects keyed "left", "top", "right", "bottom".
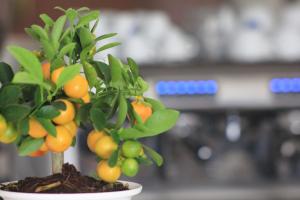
[{"left": 51, "top": 152, "right": 64, "bottom": 174}]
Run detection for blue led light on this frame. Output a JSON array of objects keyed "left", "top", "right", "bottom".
[
  {"left": 270, "top": 77, "right": 300, "bottom": 94},
  {"left": 156, "top": 80, "right": 218, "bottom": 96}
]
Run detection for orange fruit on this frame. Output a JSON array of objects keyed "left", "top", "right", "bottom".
[
  {"left": 0, "top": 123, "right": 18, "bottom": 144},
  {"left": 0, "top": 114, "right": 8, "bottom": 135},
  {"left": 28, "top": 118, "right": 48, "bottom": 138},
  {"left": 94, "top": 135, "right": 118, "bottom": 159},
  {"left": 45, "top": 126, "right": 73, "bottom": 153},
  {"left": 42, "top": 62, "right": 51, "bottom": 80},
  {"left": 63, "top": 121, "right": 77, "bottom": 137},
  {"left": 131, "top": 100, "right": 152, "bottom": 123},
  {"left": 51, "top": 67, "right": 64, "bottom": 83},
  {"left": 82, "top": 93, "right": 91, "bottom": 103},
  {"left": 97, "top": 160, "right": 121, "bottom": 183},
  {"left": 52, "top": 99, "right": 75, "bottom": 125},
  {"left": 63, "top": 75, "right": 89, "bottom": 99},
  {"left": 87, "top": 130, "right": 106, "bottom": 152}
]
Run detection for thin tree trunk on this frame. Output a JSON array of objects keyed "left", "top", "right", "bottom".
[{"left": 51, "top": 152, "right": 64, "bottom": 174}]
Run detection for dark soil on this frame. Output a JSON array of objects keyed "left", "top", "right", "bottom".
[{"left": 0, "top": 163, "right": 128, "bottom": 193}]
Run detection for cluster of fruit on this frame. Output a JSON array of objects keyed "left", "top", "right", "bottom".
[
  {"left": 87, "top": 100, "right": 152, "bottom": 183},
  {"left": 0, "top": 62, "right": 92, "bottom": 157},
  {"left": 30, "top": 62, "right": 92, "bottom": 156}
]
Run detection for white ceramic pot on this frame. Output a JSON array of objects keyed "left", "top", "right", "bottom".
[{"left": 0, "top": 181, "right": 142, "bottom": 200}]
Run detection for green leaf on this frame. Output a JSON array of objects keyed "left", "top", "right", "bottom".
[
  {"left": 12, "top": 72, "right": 44, "bottom": 86},
  {"left": 0, "top": 62, "right": 14, "bottom": 84},
  {"left": 92, "top": 61, "right": 111, "bottom": 84},
  {"left": 127, "top": 58, "right": 139, "bottom": 80},
  {"left": 96, "top": 42, "right": 121, "bottom": 53},
  {"left": 18, "top": 137, "right": 44, "bottom": 156},
  {"left": 137, "top": 77, "right": 149, "bottom": 93},
  {"left": 78, "top": 103, "right": 91, "bottom": 123},
  {"left": 58, "top": 43, "right": 76, "bottom": 58},
  {"left": 78, "top": 27, "right": 94, "bottom": 48},
  {"left": 120, "top": 109, "right": 179, "bottom": 139},
  {"left": 108, "top": 55, "right": 123, "bottom": 88},
  {"left": 116, "top": 94, "right": 127, "bottom": 128},
  {"left": 91, "top": 18, "right": 99, "bottom": 33},
  {"left": 19, "top": 118, "right": 29, "bottom": 136},
  {"left": 7, "top": 46, "right": 43, "bottom": 81},
  {"left": 77, "top": 11, "right": 100, "bottom": 28},
  {"left": 2, "top": 104, "right": 31, "bottom": 122},
  {"left": 31, "top": 25, "right": 48, "bottom": 40},
  {"left": 145, "top": 109, "right": 179, "bottom": 133},
  {"left": 110, "top": 129, "right": 120, "bottom": 144},
  {"left": 60, "top": 27, "right": 71, "bottom": 42},
  {"left": 52, "top": 101, "right": 67, "bottom": 111},
  {"left": 133, "top": 109, "right": 143, "bottom": 125},
  {"left": 35, "top": 105, "right": 60, "bottom": 119},
  {"left": 95, "top": 33, "right": 117, "bottom": 42},
  {"left": 143, "top": 145, "right": 163, "bottom": 167},
  {"left": 51, "top": 15, "right": 67, "bottom": 50},
  {"left": 34, "top": 86, "right": 43, "bottom": 105},
  {"left": 119, "top": 127, "right": 143, "bottom": 139},
  {"left": 145, "top": 98, "right": 165, "bottom": 112},
  {"left": 40, "top": 14, "right": 54, "bottom": 26},
  {"left": 82, "top": 62, "right": 98, "bottom": 88},
  {"left": 56, "top": 64, "right": 81, "bottom": 89},
  {"left": 108, "top": 149, "right": 119, "bottom": 167},
  {"left": 90, "top": 108, "right": 106, "bottom": 131},
  {"left": 0, "top": 85, "right": 22, "bottom": 107},
  {"left": 36, "top": 118, "right": 56, "bottom": 137},
  {"left": 25, "top": 28, "right": 39, "bottom": 40},
  {"left": 136, "top": 156, "right": 153, "bottom": 166},
  {"left": 50, "top": 58, "right": 64, "bottom": 72},
  {"left": 41, "top": 39, "right": 55, "bottom": 60},
  {"left": 66, "top": 8, "right": 77, "bottom": 23}
]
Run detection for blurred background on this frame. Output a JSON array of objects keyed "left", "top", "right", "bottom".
[{"left": 2, "top": 0, "right": 300, "bottom": 199}]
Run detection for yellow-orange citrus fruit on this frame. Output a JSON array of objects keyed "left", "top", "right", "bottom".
[
  {"left": 42, "top": 62, "right": 51, "bottom": 80},
  {"left": 87, "top": 130, "right": 106, "bottom": 152},
  {"left": 97, "top": 160, "right": 121, "bottom": 183},
  {"left": 0, "top": 114, "right": 8, "bottom": 135},
  {"left": 94, "top": 135, "right": 118, "bottom": 159},
  {"left": 131, "top": 101, "right": 152, "bottom": 123},
  {"left": 0, "top": 123, "right": 18, "bottom": 144},
  {"left": 63, "top": 121, "right": 77, "bottom": 137},
  {"left": 45, "top": 126, "right": 73, "bottom": 153},
  {"left": 51, "top": 67, "right": 64, "bottom": 83},
  {"left": 82, "top": 93, "right": 91, "bottom": 103},
  {"left": 52, "top": 99, "right": 75, "bottom": 125},
  {"left": 28, "top": 118, "right": 48, "bottom": 138},
  {"left": 63, "top": 75, "right": 89, "bottom": 99}
]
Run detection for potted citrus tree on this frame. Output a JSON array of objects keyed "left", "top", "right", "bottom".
[{"left": 0, "top": 7, "right": 179, "bottom": 200}]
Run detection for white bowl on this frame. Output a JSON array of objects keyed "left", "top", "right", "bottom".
[{"left": 0, "top": 181, "right": 142, "bottom": 200}]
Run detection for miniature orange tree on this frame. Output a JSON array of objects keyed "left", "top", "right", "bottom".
[{"left": 0, "top": 7, "right": 179, "bottom": 183}]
